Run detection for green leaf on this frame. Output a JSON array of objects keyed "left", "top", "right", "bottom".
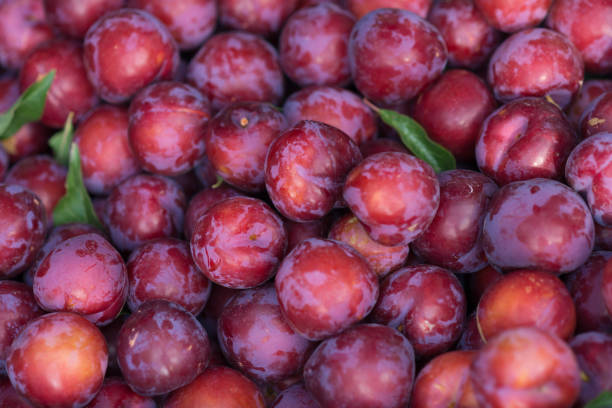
[
  {"left": 585, "top": 391, "right": 612, "bottom": 408},
  {"left": 0, "top": 70, "right": 55, "bottom": 140},
  {"left": 52, "top": 144, "right": 103, "bottom": 230},
  {"left": 365, "top": 99, "right": 456, "bottom": 173},
  {"left": 48, "top": 111, "right": 74, "bottom": 167}
]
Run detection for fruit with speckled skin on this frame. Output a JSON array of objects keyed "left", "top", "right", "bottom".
[
  {"left": 566, "top": 251, "right": 612, "bottom": 333},
  {"left": 482, "top": 178, "right": 594, "bottom": 273},
  {"left": 0, "top": 184, "right": 46, "bottom": 278},
  {"left": 568, "top": 80, "right": 612, "bottom": 127},
  {"left": 412, "top": 70, "right": 497, "bottom": 162},
  {"left": 83, "top": 8, "right": 179, "bottom": 103},
  {"left": 413, "top": 170, "right": 497, "bottom": 273},
  {"left": 204, "top": 102, "right": 287, "bottom": 192},
  {"left": 104, "top": 174, "right": 187, "bottom": 252},
  {"left": 566, "top": 133, "right": 612, "bottom": 227},
  {"left": 410, "top": 351, "right": 478, "bottom": 408},
  {"left": 370, "top": 265, "right": 466, "bottom": 359},
  {"left": 187, "top": 32, "right": 283, "bottom": 112},
  {"left": 345, "top": 0, "right": 432, "bottom": 19},
  {"left": 191, "top": 196, "right": 286, "bottom": 289},
  {"left": 164, "top": 366, "right": 266, "bottom": 408},
  {"left": 470, "top": 327, "right": 581, "bottom": 408},
  {"left": 476, "top": 98, "right": 577, "bottom": 186},
  {"left": 6, "top": 312, "right": 108, "bottom": 408},
  {"left": 328, "top": 214, "right": 409, "bottom": 278},
  {"left": 128, "top": 81, "right": 211, "bottom": 176},
  {"left": 0, "top": 0, "right": 53, "bottom": 70},
  {"left": 44, "top": 0, "right": 124, "bottom": 39},
  {"left": 218, "top": 285, "right": 314, "bottom": 382},
  {"left": 117, "top": 300, "right": 210, "bottom": 396},
  {"left": 475, "top": 0, "right": 553, "bottom": 32},
  {"left": 33, "top": 233, "right": 128, "bottom": 326},
  {"left": 476, "top": 269, "right": 576, "bottom": 341},
  {"left": 343, "top": 152, "right": 440, "bottom": 247},
  {"left": 348, "top": 8, "right": 447, "bottom": 106},
  {"left": 75, "top": 105, "right": 141, "bottom": 195},
  {"left": 265, "top": 120, "right": 361, "bottom": 222},
  {"left": 487, "top": 28, "right": 584, "bottom": 109},
  {"left": 5, "top": 155, "right": 66, "bottom": 226},
  {"left": 580, "top": 92, "right": 612, "bottom": 138},
  {"left": 127, "top": 238, "right": 211, "bottom": 315},
  {"left": 428, "top": 0, "right": 501, "bottom": 69},
  {"left": 218, "top": 0, "right": 298, "bottom": 37},
  {"left": 183, "top": 185, "right": 241, "bottom": 240},
  {"left": 275, "top": 238, "right": 378, "bottom": 341},
  {"left": 279, "top": 3, "right": 354, "bottom": 88},
  {"left": 127, "top": 0, "right": 217, "bottom": 50},
  {"left": 546, "top": 0, "right": 612, "bottom": 75},
  {"left": 304, "top": 324, "right": 415, "bottom": 408}
]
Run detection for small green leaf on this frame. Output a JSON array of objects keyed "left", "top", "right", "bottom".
[
  {"left": 585, "top": 391, "right": 612, "bottom": 408},
  {"left": 49, "top": 111, "right": 75, "bottom": 167},
  {"left": 0, "top": 70, "right": 55, "bottom": 140},
  {"left": 365, "top": 99, "right": 456, "bottom": 173},
  {"left": 53, "top": 144, "right": 103, "bottom": 230}
]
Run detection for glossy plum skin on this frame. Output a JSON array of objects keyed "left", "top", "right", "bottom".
[
  {"left": 218, "top": 285, "right": 314, "bottom": 382},
  {"left": 457, "top": 313, "right": 485, "bottom": 351},
  {"left": 75, "top": 105, "right": 140, "bottom": 195},
  {"left": 186, "top": 32, "right": 284, "bottom": 112},
  {"left": 413, "top": 170, "right": 497, "bottom": 273},
  {"left": 0, "top": 282, "right": 42, "bottom": 373},
  {"left": 566, "top": 133, "right": 612, "bottom": 227},
  {"left": 566, "top": 251, "right": 612, "bottom": 333},
  {"left": 0, "top": 184, "right": 46, "bottom": 278},
  {"left": 218, "top": 0, "right": 298, "bottom": 37},
  {"left": 476, "top": 98, "right": 577, "bottom": 186},
  {"left": 468, "top": 264, "right": 503, "bottom": 306},
  {"left": 329, "top": 214, "right": 409, "bottom": 278},
  {"left": 205, "top": 102, "right": 287, "bottom": 192},
  {"left": 411, "top": 351, "right": 478, "bottom": 408},
  {"left": 117, "top": 300, "right": 211, "bottom": 396},
  {"left": 487, "top": 28, "right": 584, "bottom": 109},
  {"left": 33, "top": 233, "right": 128, "bottom": 326},
  {"left": 128, "top": 81, "right": 211, "bottom": 176},
  {"left": 86, "top": 378, "right": 156, "bottom": 408},
  {"left": 275, "top": 239, "right": 378, "bottom": 341},
  {"left": 83, "top": 8, "right": 179, "bottom": 103},
  {"left": 474, "top": 0, "right": 552, "bottom": 32},
  {"left": 191, "top": 196, "right": 286, "bottom": 289},
  {"left": 44, "top": 0, "right": 124, "bottom": 38},
  {"left": 427, "top": 0, "right": 501, "bottom": 69},
  {"left": 285, "top": 219, "right": 326, "bottom": 253},
  {"left": 127, "top": 0, "right": 217, "bottom": 50},
  {"left": 105, "top": 174, "right": 186, "bottom": 252},
  {"left": 7, "top": 312, "right": 108, "bottom": 408},
  {"left": 100, "top": 314, "right": 126, "bottom": 377},
  {"left": 470, "top": 327, "right": 580, "bottom": 408},
  {"left": 547, "top": 0, "right": 612, "bottom": 75},
  {"left": 570, "top": 332, "right": 612, "bottom": 407},
  {"left": 127, "top": 238, "right": 211, "bottom": 315},
  {"left": 19, "top": 39, "right": 98, "bottom": 128},
  {"left": 568, "top": 79, "right": 612, "bottom": 128},
  {"left": 345, "top": 0, "right": 431, "bottom": 19},
  {"left": 580, "top": 92, "right": 612, "bottom": 139},
  {"left": 344, "top": 152, "right": 440, "bottom": 246},
  {"left": 279, "top": 3, "right": 354, "bottom": 88},
  {"left": 412, "top": 70, "right": 496, "bottom": 161},
  {"left": 370, "top": 265, "right": 466, "bottom": 358},
  {"left": 349, "top": 8, "right": 447, "bottom": 106},
  {"left": 5, "top": 155, "right": 66, "bottom": 226},
  {"left": 183, "top": 185, "right": 241, "bottom": 240},
  {"left": 164, "top": 366, "right": 265, "bottom": 408},
  {"left": 304, "top": 324, "right": 415, "bottom": 408},
  {"left": 283, "top": 86, "right": 377, "bottom": 146},
  {"left": 271, "top": 383, "right": 320, "bottom": 408},
  {"left": 477, "top": 269, "right": 576, "bottom": 341},
  {"left": 265, "top": 120, "right": 362, "bottom": 222},
  {"left": 0, "top": 376, "right": 35, "bottom": 407},
  {"left": 0, "top": 0, "right": 53, "bottom": 70},
  {"left": 483, "top": 178, "right": 594, "bottom": 273}
]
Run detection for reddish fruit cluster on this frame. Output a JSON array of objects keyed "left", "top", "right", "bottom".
[{"left": 0, "top": 1, "right": 610, "bottom": 408}]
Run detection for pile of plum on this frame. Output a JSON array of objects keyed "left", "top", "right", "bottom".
[{"left": 0, "top": 0, "right": 611, "bottom": 407}]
